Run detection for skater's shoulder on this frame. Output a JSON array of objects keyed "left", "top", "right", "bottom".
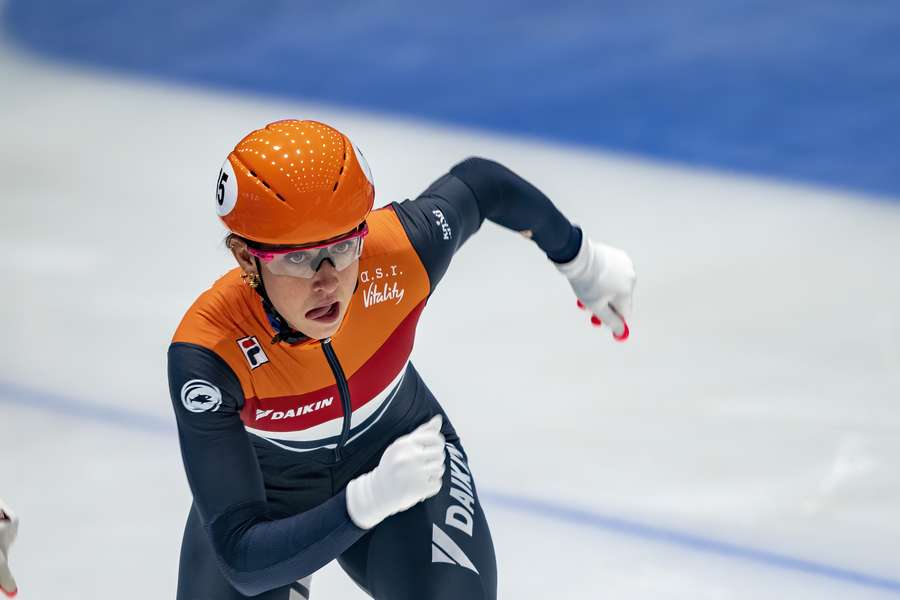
[
  {"left": 172, "top": 268, "right": 264, "bottom": 350},
  {"left": 362, "top": 204, "right": 417, "bottom": 257}
]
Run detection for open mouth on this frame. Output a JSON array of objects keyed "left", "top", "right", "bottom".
[{"left": 305, "top": 301, "right": 340, "bottom": 322}]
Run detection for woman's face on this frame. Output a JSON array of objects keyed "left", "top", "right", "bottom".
[{"left": 231, "top": 239, "right": 358, "bottom": 340}]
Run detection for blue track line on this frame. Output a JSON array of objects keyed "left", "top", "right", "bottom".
[
  {"left": 2, "top": 379, "right": 899, "bottom": 594},
  {"left": 0, "top": 380, "right": 172, "bottom": 434}
]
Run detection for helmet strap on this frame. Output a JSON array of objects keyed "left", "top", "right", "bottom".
[{"left": 252, "top": 257, "right": 309, "bottom": 345}]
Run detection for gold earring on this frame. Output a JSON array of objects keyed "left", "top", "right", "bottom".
[{"left": 242, "top": 272, "right": 261, "bottom": 289}]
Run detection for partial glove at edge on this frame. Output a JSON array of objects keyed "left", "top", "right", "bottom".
[{"left": 0, "top": 499, "right": 18, "bottom": 598}]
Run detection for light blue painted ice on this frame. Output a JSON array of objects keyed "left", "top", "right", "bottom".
[{"left": 1, "top": 34, "right": 900, "bottom": 600}]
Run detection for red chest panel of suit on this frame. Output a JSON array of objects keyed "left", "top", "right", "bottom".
[{"left": 173, "top": 206, "right": 431, "bottom": 452}]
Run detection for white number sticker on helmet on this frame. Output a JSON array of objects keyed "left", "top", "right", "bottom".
[
  {"left": 353, "top": 144, "right": 374, "bottom": 187},
  {"left": 216, "top": 158, "right": 238, "bottom": 216}
]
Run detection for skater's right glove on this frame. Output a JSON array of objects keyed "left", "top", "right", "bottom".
[
  {"left": 555, "top": 231, "right": 636, "bottom": 341},
  {"left": 0, "top": 499, "right": 18, "bottom": 597},
  {"left": 346, "top": 415, "right": 446, "bottom": 530}
]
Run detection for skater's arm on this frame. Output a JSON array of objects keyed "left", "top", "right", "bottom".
[
  {"left": 393, "top": 157, "right": 580, "bottom": 292},
  {"left": 450, "top": 157, "right": 582, "bottom": 263},
  {"left": 394, "top": 157, "right": 636, "bottom": 338},
  {"left": 168, "top": 343, "right": 366, "bottom": 596}
]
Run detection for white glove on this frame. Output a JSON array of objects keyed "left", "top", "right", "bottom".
[
  {"left": 346, "top": 415, "right": 446, "bottom": 530},
  {"left": 555, "top": 231, "right": 636, "bottom": 340},
  {"left": 0, "top": 499, "right": 18, "bottom": 598}
]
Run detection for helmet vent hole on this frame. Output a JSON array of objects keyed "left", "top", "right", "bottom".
[
  {"left": 332, "top": 181, "right": 339, "bottom": 192},
  {"left": 275, "top": 192, "right": 285, "bottom": 202}
]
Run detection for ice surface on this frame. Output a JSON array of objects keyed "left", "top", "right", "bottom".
[{"left": 1, "top": 36, "right": 899, "bottom": 599}]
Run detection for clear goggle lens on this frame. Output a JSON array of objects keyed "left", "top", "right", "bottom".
[{"left": 246, "top": 224, "right": 367, "bottom": 278}]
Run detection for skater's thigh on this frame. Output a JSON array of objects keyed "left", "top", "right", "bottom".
[
  {"left": 177, "top": 505, "right": 311, "bottom": 600},
  {"left": 338, "top": 439, "right": 497, "bottom": 600}
]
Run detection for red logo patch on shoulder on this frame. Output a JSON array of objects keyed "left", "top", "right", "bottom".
[{"left": 237, "top": 336, "right": 269, "bottom": 369}]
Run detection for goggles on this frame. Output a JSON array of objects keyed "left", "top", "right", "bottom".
[{"left": 246, "top": 223, "right": 368, "bottom": 278}]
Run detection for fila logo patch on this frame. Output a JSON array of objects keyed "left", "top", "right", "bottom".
[
  {"left": 237, "top": 336, "right": 269, "bottom": 369},
  {"left": 431, "top": 524, "right": 478, "bottom": 574}
]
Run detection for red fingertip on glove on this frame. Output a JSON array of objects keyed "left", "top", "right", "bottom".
[
  {"left": 577, "top": 300, "right": 629, "bottom": 341},
  {"left": 2, "top": 588, "right": 17, "bottom": 598},
  {"left": 579, "top": 301, "right": 603, "bottom": 326}
]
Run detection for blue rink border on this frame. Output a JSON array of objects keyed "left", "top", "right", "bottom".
[{"left": 2, "top": 379, "right": 899, "bottom": 595}]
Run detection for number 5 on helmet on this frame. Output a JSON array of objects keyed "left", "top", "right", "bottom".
[{"left": 216, "top": 119, "right": 375, "bottom": 247}]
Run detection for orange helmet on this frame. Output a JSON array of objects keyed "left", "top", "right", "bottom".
[{"left": 216, "top": 120, "right": 374, "bottom": 246}]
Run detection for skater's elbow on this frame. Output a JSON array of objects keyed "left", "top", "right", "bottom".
[
  {"left": 220, "top": 553, "right": 317, "bottom": 596},
  {"left": 222, "top": 572, "right": 264, "bottom": 597},
  {"left": 207, "top": 513, "right": 319, "bottom": 596},
  {"left": 222, "top": 570, "right": 282, "bottom": 598},
  {"left": 210, "top": 537, "right": 265, "bottom": 595},
  {"left": 214, "top": 543, "right": 314, "bottom": 597}
]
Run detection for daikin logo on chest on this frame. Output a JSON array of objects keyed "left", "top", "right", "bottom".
[{"left": 255, "top": 397, "right": 334, "bottom": 421}]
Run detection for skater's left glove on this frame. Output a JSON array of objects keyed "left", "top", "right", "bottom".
[
  {"left": 346, "top": 415, "right": 446, "bottom": 530},
  {"left": 555, "top": 231, "right": 635, "bottom": 341},
  {"left": 0, "top": 499, "right": 18, "bottom": 597}
]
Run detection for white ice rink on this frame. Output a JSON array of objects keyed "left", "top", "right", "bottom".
[{"left": 2, "top": 34, "right": 900, "bottom": 599}]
